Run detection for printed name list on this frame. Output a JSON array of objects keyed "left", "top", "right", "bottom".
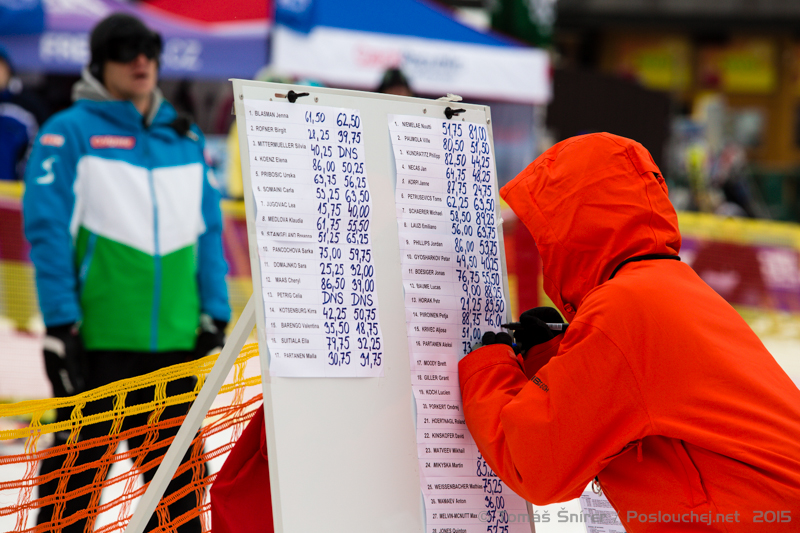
[
  {"left": 244, "top": 99, "right": 384, "bottom": 377},
  {"left": 390, "top": 115, "right": 529, "bottom": 532}
]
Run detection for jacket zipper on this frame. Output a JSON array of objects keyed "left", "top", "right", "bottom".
[
  {"left": 144, "top": 131, "right": 161, "bottom": 352},
  {"left": 77, "top": 232, "right": 98, "bottom": 290},
  {"left": 598, "top": 480, "right": 625, "bottom": 528},
  {"left": 592, "top": 441, "right": 642, "bottom": 524}
]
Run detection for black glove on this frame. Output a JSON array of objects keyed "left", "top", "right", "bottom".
[
  {"left": 480, "top": 331, "right": 515, "bottom": 348},
  {"left": 194, "top": 315, "right": 228, "bottom": 359},
  {"left": 469, "top": 330, "right": 515, "bottom": 353},
  {"left": 502, "top": 307, "right": 566, "bottom": 354},
  {"left": 42, "top": 323, "right": 86, "bottom": 396}
]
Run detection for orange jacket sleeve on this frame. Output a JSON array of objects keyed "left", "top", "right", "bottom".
[
  {"left": 518, "top": 334, "right": 562, "bottom": 378},
  {"left": 459, "top": 323, "right": 653, "bottom": 505}
]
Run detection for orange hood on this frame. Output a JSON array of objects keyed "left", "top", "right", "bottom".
[{"left": 500, "top": 133, "right": 681, "bottom": 320}]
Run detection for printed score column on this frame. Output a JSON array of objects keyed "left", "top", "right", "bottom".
[
  {"left": 389, "top": 115, "right": 530, "bottom": 532},
  {"left": 243, "top": 99, "right": 384, "bottom": 378}
]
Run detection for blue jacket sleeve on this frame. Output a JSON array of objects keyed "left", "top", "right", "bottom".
[
  {"left": 196, "top": 129, "right": 231, "bottom": 322},
  {"left": 22, "top": 119, "right": 81, "bottom": 327}
]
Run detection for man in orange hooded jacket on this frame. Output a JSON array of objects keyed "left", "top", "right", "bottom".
[{"left": 459, "top": 133, "right": 800, "bottom": 531}]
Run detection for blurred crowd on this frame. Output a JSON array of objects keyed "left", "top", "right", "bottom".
[
  {"left": 667, "top": 94, "right": 769, "bottom": 219},
  {"left": 0, "top": 45, "right": 48, "bottom": 182}
]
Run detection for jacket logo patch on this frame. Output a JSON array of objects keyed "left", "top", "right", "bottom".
[
  {"left": 531, "top": 375, "right": 549, "bottom": 393},
  {"left": 39, "top": 134, "right": 65, "bottom": 147},
  {"left": 90, "top": 135, "right": 136, "bottom": 149},
  {"left": 36, "top": 156, "right": 56, "bottom": 185}
]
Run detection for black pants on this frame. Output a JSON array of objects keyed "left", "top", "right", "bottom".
[{"left": 37, "top": 351, "right": 204, "bottom": 533}]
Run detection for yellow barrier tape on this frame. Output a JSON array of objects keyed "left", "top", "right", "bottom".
[
  {"left": 0, "top": 344, "right": 261, "bottom": 440},
  {"left": 0, "top": 181, "right": 23, "bottom": 198},
  {"left": 678, "top": 212, "right": 800, "bottom": 249}
]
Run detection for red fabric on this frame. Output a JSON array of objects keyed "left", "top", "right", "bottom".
[
  {"left": 210, "top": 406, "right": 274, "bottom": 533},
  {"left": 140, "top": 0, "right": 270, "bottom": 23},
  {"left": 459, "top": 133, "right": 800, "bottom": 532},
  {"left": 513, "top": 222, "right": 540, "bottom": 311}
]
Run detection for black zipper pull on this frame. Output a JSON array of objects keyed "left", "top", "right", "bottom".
[
  {"left": 169, "top": 112, "right": 198, "bottom": 141},
  {"left": 591, "top": 476, "right": 603, "bottom": 496}
]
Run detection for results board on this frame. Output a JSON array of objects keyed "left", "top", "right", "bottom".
[{"left": 232, "top": 80, "right": 533, "bottom": 533}]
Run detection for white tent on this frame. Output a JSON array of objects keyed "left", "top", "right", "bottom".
[{"left": 272, "top": 0, "right": 551, "bottom": 104}]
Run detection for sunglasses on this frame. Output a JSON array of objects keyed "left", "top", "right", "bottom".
[{"left": 107, "top": 34, "right": 162, "bottom": 63}]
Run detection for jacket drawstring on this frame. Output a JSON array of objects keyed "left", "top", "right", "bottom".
[{"left": 608, "top": 254, "right": 681, "bottom": 281}]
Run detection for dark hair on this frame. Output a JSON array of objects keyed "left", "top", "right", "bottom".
[
  {"left": 377, "top": 68, "right": 412, "bottom": 94},
  {"left": 89, "top": 13, "right": 162, "bottom": 82}
]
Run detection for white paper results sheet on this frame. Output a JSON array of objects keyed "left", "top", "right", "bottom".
[
  {"left": 579, "top": 490, "right": 627, "bottom": 532},
  {"left": 389, "top": 115, "right": 530, "bottom": 533},
  {"left": 244, "top": 99, "right": 384, "bottom": 377}
]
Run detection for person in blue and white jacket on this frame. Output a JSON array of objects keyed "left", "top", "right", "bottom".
[
  {"left": 0, "top": 45, "right": 48, "bottom": 181},
  {"left": 23, "top": 13, "right": 230, "bottom": 533}
]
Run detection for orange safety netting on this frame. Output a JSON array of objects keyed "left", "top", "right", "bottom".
[{"left": 0, "top": 343, "right": 262, "bottom": 533}]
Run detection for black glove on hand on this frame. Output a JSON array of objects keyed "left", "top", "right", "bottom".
[
  {"left": 469, "top": 330, "right": 515, "bottom": 353},
  {"left": 480, "top": 331, "right": 515, "bottom": 348},
  {"left": 502, "top": 307, "right": 566, "bottom": 354},
  {"left": 194, "top": 315, "right": 228, "bottom": 359},
  {"left": 42, "top": 323, "right": 86, "bottom": 396}
]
